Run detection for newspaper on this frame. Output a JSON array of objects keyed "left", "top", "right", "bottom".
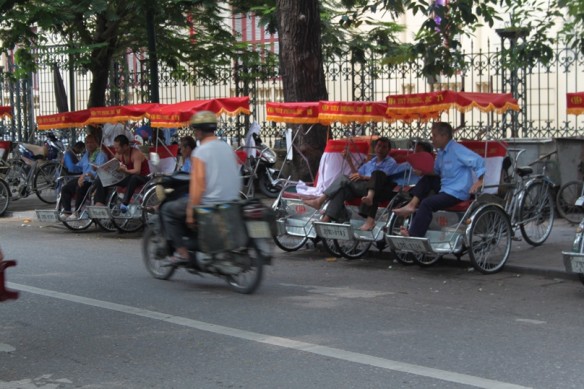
[{"left": 93, "top": 159, "right": 127, "bottom": 187}]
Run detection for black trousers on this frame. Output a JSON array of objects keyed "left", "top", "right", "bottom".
[
  {"left": 323, "top": 171, "right": 396, "bottom": 222},
  {"left": 94, "top": 174, "right": 148, "bottom": 205},
  {"left": 408, "top": 175, "right": 461, "bottom": 237},
  {"left": 60, "top": 179, "right": 92, "bottom": 213}
]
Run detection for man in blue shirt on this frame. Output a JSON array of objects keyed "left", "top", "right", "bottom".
[
  {"left": 60, "top": 134, "right": 108, "bottom": 218},
  {"left": 304, "top": 137, "right": 410, "bottom": 229},
  {"left": 394, "top": 122, "right": 486, "bottom": 237},
  {"left": 62, "top": 141, "right": 85, "bottom": 174},
  {"left": 179, "top": 136, "right": 196, "bottom": 173}
]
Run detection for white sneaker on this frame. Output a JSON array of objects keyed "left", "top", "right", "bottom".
[{"left": 66, "top": 213, "right": 79, "bottom": 221}]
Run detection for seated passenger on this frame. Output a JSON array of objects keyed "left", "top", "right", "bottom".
[
  {"left": 304, "top": 137, "right": 411, "bottom": 231},
  {"left": 179, "top": 136, "right": 196, "bottom": 173},
  {"left": 62, "top": 141, "right": 85, "bottom": 174},
  {"left": 60, "top": 135, "right": 108, "bottom": 218},
  {"left": 94, "top": 134, "right": 150, "bottom": 213},
  {"left": 394, "top": 122, "right": 486, "bottom": 237}
]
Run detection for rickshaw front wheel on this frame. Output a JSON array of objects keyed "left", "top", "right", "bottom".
[{"left": 468, "top": 206, "right": 512, "bottom": 274}]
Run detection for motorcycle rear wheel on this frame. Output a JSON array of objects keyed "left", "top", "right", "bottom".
[
  {"left": 224, "top": 240, "right": 264, "bottom": 294},
  {"left": 142, "top": 227, "right": 176, "bottom": 280}
]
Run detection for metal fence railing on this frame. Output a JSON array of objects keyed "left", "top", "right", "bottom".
[{"left": 1, "top": 39, "right": 583, "bottom": 146}]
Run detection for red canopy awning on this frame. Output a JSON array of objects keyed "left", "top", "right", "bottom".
[
  {"left": 385, "top": 91, "right": 520, "bottom": 122},
  {"left": 0, "top": 106, "right": 11, "bottom": 119},
  {"left": 318, "top": 101, "right": 389, "bottom": 124},
  {"left": 567, "top": 92, "right": 584, "bottom": 115},
  {"left": 86, "top": 103, "right": 159, "bottom": 124},
  {"left": 266, "top": 102, "right": 320, "bottom": 124},
  {"left": 37, "top": 110, "right": 91, "bottom": 130},
  {"left": 148, "top": 97, "right": 250, "bottom": 128}
]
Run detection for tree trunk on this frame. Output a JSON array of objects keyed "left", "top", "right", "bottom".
[{"left": 276, "top": 0, "right": 328, "bottom": 182}]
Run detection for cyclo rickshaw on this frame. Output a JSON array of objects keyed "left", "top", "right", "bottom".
[
  {"left": 307, "top": 100, "right": 429, "bottom": 260},
  {"left": 35, "top": 98, "right": 251, "bottom": 232},
  {"left": 311, "top": 91, "right": 555, "bottom": 273},
  {"left": 34, "top": 103, "right": 162, "bottom": 232},
  {"left": 561, "top": 91, "right": 584, "bottom": 285},
  {"left": 87, "top": 98, "right": 251, "bottom": 232},
  {"left": 268, "top": 101, "right": 387, "bottom": 256}
]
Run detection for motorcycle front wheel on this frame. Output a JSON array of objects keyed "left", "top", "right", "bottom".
[
  {"left": 225, "top": 240, "right": 265, "bottom": 294},
  {"left": 142, "top": 226, "right": 176, "bottom": 280}
]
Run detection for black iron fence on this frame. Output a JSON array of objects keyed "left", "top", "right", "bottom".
[{"left": 1, "top": 39, "right": 583, "bottom": 145}]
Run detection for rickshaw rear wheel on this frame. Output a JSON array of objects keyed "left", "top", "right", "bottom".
[
  {"left": 321, "top": 238, "right": 342, "bottom": 257},
  {"left": 273, "top": 233, "right": 308, "bottom": 252},
  {"left": 413, "top": 253, "right": 441, "bottom": 267},
  {"left": 94, "top": 190, "right": 118, "bottom": 232},
  {"left": 387, "top": 213, "right": 415, "bottom": 265},
  {"left": 334, "top": 239, "right": 371, "bottom": 260},
  {"left": 468, "top": 206, "right": 512, "bottom": 274},
  {"left": 110, "top": 192, "right": 144, "bottom": 233}
]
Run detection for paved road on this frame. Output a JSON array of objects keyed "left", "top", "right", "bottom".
[{"left": 1, "top": 217, "right": 584, "bottom": 388}]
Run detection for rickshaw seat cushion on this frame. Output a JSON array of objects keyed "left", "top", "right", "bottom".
[
  {"left": 445, "top": 200, "right": 472, "bottom": 212},
  {"left": 389, "top": 149, "right": 410, "bottom": 164},
  {"left": 148, "top": 144, "right": 179, "bottom": 174}
]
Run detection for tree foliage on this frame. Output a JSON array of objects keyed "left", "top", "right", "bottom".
[
  {"left": 0, "top": 0, "right": 253, "bottom": 107},
  {"left": 559, "top": 0, "right": 584, "bottom": 54}
]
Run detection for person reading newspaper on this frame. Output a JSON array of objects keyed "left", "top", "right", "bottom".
[{"left": 93, "top": 134, "right": 150, "bottom": 213}]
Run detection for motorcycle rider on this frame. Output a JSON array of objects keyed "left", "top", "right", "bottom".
[{"left": 162, "top": 111, "right": 241, "bottom": 266}]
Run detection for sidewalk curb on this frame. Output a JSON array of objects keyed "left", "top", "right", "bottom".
[{"left": 502, "top": 263, "right": 577, "bottom": 280}]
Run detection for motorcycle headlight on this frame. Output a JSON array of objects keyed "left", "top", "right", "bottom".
[{"left": 264, "top": 148, "right": 277, "bottom": 164}]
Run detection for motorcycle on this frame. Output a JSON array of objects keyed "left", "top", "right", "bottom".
[
  {"left": 142, "top": 172, "right": 275, "bottom": 294},
  {"left": 239, "top": 132, "right": 282, "bottom": 199}
]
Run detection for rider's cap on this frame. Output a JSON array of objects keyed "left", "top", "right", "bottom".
[{"left": 190, "top": 110, "right": 217, "bottom": 132}]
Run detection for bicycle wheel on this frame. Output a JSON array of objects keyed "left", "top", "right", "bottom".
[
  {"left": 334, "top": 239, "right": 372, "bottom": 260},
  {"left": 519, "top": 181, "right": 555, "bottom": 246},
  {"left": 273, "top": 233, "right": 308, "bottom": 252},
  {"left": 33, "top": 161, "right": 60, "bottom": 203},
  {"left": 0, "top": 179, "right": 10, "bottom": 216},
  {"left": 468, "top": 206, "right": 512, "bottom": 274},
  {"left": 556, "top": 180, "right": 584, "bottom": 224}
]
